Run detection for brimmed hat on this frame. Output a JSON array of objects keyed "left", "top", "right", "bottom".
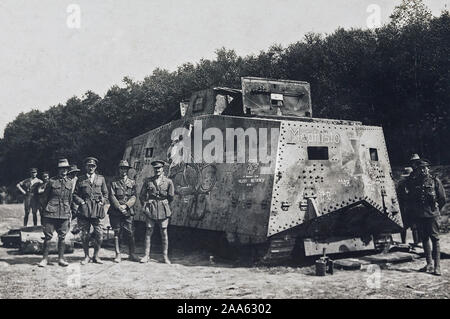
[
  {"left": 57, "top": 158, "right": 70, "bottom": 168},
  {"left": 68, "top": 165, "right": 81, "bottom": 174},
  {"left": 151, "top": 160, "right": 166, "bottom": 168},
  {"left": 409, "top": 153, "right": 420, "bottom": 162},
  {"left": 416, "top": 159, "right": 431, "bottom": 168},
  {"left": 84, "top": 157, "right": 98, "bottom": 166},
  {"left": 118, "top": 160, "right": 131, "bottom": 169},
  {"left": 400, "top": 167, "right": 413, "bottom": 177},
  {"left": 29, "top": 168, "right": 38, "bottom": 173}
]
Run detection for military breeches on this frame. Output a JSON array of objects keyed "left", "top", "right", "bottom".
[
  {"left": 78, "top": 216, "right": 103, "bottom": 241},
  {"left": 109, "top": 214, "right": 134, "bottom": 238},
  {"left": 42, "top": 217, "right": 69, "bottom": 241},
  {"left": 145, "top": 217, "right": 169, "bottom": 230},
  {"left": 418, "top": 217, "right": 440, "bottom": 242}
]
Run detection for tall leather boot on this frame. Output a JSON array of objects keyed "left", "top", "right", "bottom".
[
  {"left": 33, "top": 212, "right": 38, "bottom": 227},
  {"left": 140, "top": 233, "right": 151, "bottom": 263},
  {"left": 433, "top": 240, "right": 441, "bottom": 276},
  {"left": 113, "top": 235, "right": 121, "bottom": 263},
  {"left": 419, "top": 239, "right": 433, "bottom": 273},
  {"left": 58, "top": 239, "right": 69, "bottom": 267},
  {"left": 23, "top": 214, "right": 29, "bottom": 227},
  {"left": 128, "top": 234, "right": 140, "bottom": 262},
  {"left": 412, "top": 227, "right": 420, "bottom": 245},
  {"left": 80, "top": 234, "right": 91, "bottom": 265},
  {"left": 93, "top": 237, "right": 103, "bottom": 264},
  {"left": 37, "top": 240, "right": 49, "bottom": 267},
  {"left": 400, "top": 229, "right": 407, "bottom": 244},
  {"left": 161, "top": 229, "right": 171, "bottom": 264}
]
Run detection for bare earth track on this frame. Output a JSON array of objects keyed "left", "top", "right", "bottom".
[{"left": 0, "top": 204, "right": 449, "bottom": 299}]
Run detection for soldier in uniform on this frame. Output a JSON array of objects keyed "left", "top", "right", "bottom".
[
  {"left": 68, "top": 165, "right": 81, "bottom": 193},
  {"left": 108, "top": 160, "right": 140, "bottom": 263},
  {"left": 16, "top": 168, "right": 42, "bottom": 226},
  {"left": 68, "top": 165, "right": 81, "bottom": 218},
  {"left": 37, "top": 159, "right": 73, "bottom": 267},
  {"left": 139, "top": 160, "right": 174, "bottom": 264},
  {"left": 36, "top": 171, "right": 50, "bottom": 217},
  {"left": 72, "top": 157, "right": 108, "bottom": 265},
  {"left": 407, "top": 159, "right": 447, "bottom": 276},
  {"left": 397, "top": 167, "right": 420, "bottom": 246}
]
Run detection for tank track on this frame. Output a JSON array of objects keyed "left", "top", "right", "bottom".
[{"left": 161, "top": 224, "right": 298, "bottom": 265}]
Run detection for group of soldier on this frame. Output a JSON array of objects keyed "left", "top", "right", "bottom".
[
  {"left": 397, "top": 154, "right": 447, "bottom": 276},
  {"left": 14, "top": 153, "right": 447, "bottom": 275},
  {"left": 16, "top": 157, "right": 174, "bottom": 268}
]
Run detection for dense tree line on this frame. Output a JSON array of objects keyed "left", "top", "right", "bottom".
[{"left": 0, "top": 1, "right": 449, "bottom": 187}]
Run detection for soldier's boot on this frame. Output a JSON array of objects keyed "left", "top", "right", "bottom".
[
  {"left": 93, "top": 238, "right": 103, "bottom": 264},
  {"left": 128, "top": 235, "right": 140, "bottom": 262},
  {"left": 80, "top": 236, "right": 91, "bottom": 265},
  {"left": 33, "top": 212, "right": 38, "bottom": 227},
  {"left": 37, "top": 240, "right": 49, "bottom": 267},
  {"left": 113, "top": 236, "right": 121, "bottom": 263},
  {"left": 419, "top": 240, "right": 433, "bottom": 273},
  {"left": 412, "top": 227, "right": 420, "bottom": 246},
  {"left": 140, "top": 235, "right": 151, "bottom": 263},
  {"left": 400, "top": 229, "right": 407, "bottom": 244},
  {"left": 58, "top": 240, "right": 69, "bottom": 267},
  {"left": 23, "top": 214, "right": 29, "bottom": 227},
  {"left": 433, "top": 240, "right": 441, "bottom": 276},
  {"left": 161, "top": 230, "right": 171, "bottom": 265}
]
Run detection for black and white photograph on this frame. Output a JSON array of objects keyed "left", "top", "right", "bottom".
[{"left": 0, "top": 0, "right": 449, "bottom": 302}]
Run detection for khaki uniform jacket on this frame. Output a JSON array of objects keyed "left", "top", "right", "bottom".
[
  {"left": 42, "top": 177, "right": 73, "bottom": 219},
  {"left": 73, "top": 174, "right": 108, "bottom": 219},
  {"left": 108, "top": 177, "right": 137, "bottom": 217},
  {"left": 407, "top": 174, "right": 446, "bottom": 218},
  {"left": 396, "top": 177, "right": 414, "bottom": 225},
  {"left": 36, "top": 180, "right": 49, "bottom": 210},
  {"left": 139, "top": 175, "right": 174, "bottom": 220}
]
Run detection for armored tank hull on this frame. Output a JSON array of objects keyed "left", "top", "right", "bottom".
[{"left": 123, "top": 77, "right": 402, "bottom": 262}]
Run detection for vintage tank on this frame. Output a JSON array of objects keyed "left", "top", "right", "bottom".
[{"left": 123, "top": 77, "right": 402, "bottom": 262}]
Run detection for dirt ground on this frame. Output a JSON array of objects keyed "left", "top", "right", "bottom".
[{"left": 0, "top": 204, "right": 449, "bottom": 299}]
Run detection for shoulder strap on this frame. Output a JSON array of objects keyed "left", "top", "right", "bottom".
[{"left": 151, "top": 177, "right": 160, "bottom": 192}]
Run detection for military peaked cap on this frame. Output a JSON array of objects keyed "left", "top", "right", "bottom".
[
  {"left": 151, "top": 160, "right": 166, "bottom": 168},
  {"left": 84, "top": 157, "right": 99, "bottom": 166},
  {"left": 118, "top": 160, "right": 131, "bottom": 168}
]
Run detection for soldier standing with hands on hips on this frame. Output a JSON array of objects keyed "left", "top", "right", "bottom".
[
  {"left": 16, "top": 168, "right": 42, "bottom": 226},
  {"left": 37, "top": 159, "right": 73, "bottom": 267},
  {"left": 407, "top": 159, "right": 446, "bottom": 276},
  {"left": 73, "top": 157, "right": 108, "bottom": 265},
  {"left": 108, "top": 160, "right": 140, "bottom": 263},
  {"left": 139, "top": 160, "right": 174, "bottom": 264}
]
